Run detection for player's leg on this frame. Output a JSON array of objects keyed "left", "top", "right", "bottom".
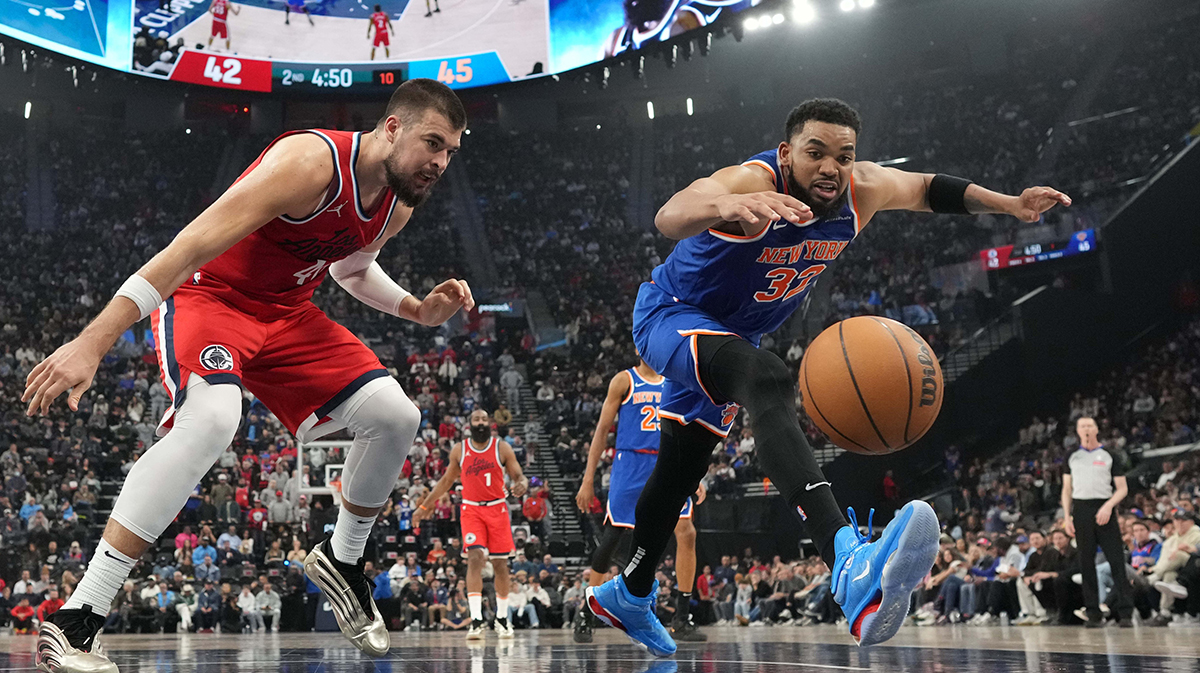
[
  {"left": 490, "top": 558, "right": 513, "bottom": 636},
  {"left": 42, "top": 377, "right": 241, "bottom": 672},
  {"left": 575, "top": 523, "right": 628, "bottom": 642},
  {"left": 424, "top": 0, "right": 432, "bottom": 16},
  {"left": 463, "top": 546, "right": 489, "bottom": 639},
  {"left": 304, "top": 6, "right": 314, "bottom": 24},
  {"left": 696, "top": 334, "right": 939, "bottom": 645},
  {"left": 670, "top": 516, "right": 707, "bottom": 641},
  {"left": 284, "top": 4, "right": 290, "bottom": 23},
  {"left": 371, "top": 47, "right": 376, "bottom": 60},
  {"left": 384, "top": 46, "right": 389, "bottom": 57}
]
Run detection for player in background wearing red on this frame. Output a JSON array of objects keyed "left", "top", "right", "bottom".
[
  {"left": 368, "top": 5, "right": 394, "bottom": 60},
  {"left": 27, "top": 79, "right": 470, "bottom": 673},
  {"left": 414, "top": 409, "right": 528, "bottom": 640},
  {"left": 207, "top": 0, "right": 240, "bottom": 51}
]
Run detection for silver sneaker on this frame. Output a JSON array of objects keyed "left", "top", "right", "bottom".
[
  {"left": 303, "top": 541, "right": 390, "bottom": 657},
  {"left": 36, "top": 620, "right": 117, "bottom": 673}
]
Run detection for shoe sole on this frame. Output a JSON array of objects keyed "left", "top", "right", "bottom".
[
  {"left": 857, "top": 501, "right": 939, "bottom": 647},
  {"left": 585, "top": 587, "right": 673, "bottom": 657}
]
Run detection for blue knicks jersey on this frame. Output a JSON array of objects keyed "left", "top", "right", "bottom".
[
  {"left": 614, "top": 369, "right": 664, "bottom": 452},
  {"left": 649, "top": 149, "right": 860, "bottom": 340}
]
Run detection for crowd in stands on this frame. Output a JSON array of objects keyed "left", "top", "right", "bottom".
[{"left": 917, "top": 316, "right": 1200, "bottom": 627}]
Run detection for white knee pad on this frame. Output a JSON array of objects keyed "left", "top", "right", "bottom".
[
  {"left": 111, "top": 376, "right": 242, "bottom": 542},
  {"left": 332, "top": 377, "right": 420, "bottom": 509}
]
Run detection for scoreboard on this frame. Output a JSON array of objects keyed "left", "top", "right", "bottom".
[{"left": 980, "top": 229, "right": 1096, "bottom": 271}]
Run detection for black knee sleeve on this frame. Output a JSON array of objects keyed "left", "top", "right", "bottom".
[{"left": 697, "top": 335, "right": 847, "bottom": 567}]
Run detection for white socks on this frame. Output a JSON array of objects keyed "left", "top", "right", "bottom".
[
  {"left": 497, "top": 595, "right": 509, "bottom": 621},
  {"left": 331, "top": 506, "right": 376, "bottom": 564},
  {"left": 64, "top": 539, "right": 137, "bottom": 616},
  {"left": 468, "top": 593, "right": 483, "bottom": 621}
]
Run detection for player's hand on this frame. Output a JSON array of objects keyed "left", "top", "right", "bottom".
[
  {"left": 511, "top": 477, "right": 528, "bottom": 498},
  {"left": 417, "top": 279, "right": 474, "bottom": 326},
  {"left": 412, "top": 504, "right": 431, "bottom": 526},
  {"left": 694, "top": 482, "right": 707, "bottom": 506},
  {"left": 575, "top": 479, "right": 594, "bottom": 513},
  {"left": 714, "top": 192, "right": 811, "bottom": 235},
  {"left": 1063, "top": 516, "right": 1076, "bottom": 538},
  {"left": 21, "top": 337, "right": 103, "bottom": 416},
  {"left": 1010, "top": 186, "right": 1071, "bottom": 222},
  {"left": 1095, "top": 504, "right": 1113, "bottom": 526}
]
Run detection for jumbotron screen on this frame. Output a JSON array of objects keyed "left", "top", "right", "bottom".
[{"left": 0, "top": 0, "right": 756, "bottom": 91}]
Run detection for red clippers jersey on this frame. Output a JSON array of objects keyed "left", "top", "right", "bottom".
[
  {"left": 371, "top": 11, "right": 389, "bottom": 34},
  {"left": 194, "top": 130, "right": 398, "bottom": 319},
  {"left": 212, "top": 0, "right": 228, "bottom": 21},
  {"left": 459, "top": 437, "right": 507, "bottom": 503}
]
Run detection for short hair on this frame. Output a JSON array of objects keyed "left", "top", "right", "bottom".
[
  {"left": 381, "top": 78, "right": 467, "bottom": 131},
  {"left": 374, "top": 3, "right": 381, "bottom": 9},
  {"left": 785, "top": 98, "right": 861, "bottom": 141},
  {"left": 1131, "top": 519, "right": 1149, "bottom": 530}
]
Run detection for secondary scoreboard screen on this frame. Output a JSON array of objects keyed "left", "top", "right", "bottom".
[{"left": 980, "top": 229, "right": 1097, "bottom": 271}]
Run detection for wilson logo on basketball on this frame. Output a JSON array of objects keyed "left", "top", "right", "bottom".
[{"left": 903, "top": 328, "right": 939, "bottom": 408}]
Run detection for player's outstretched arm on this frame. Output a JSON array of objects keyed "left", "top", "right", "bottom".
[
  {"left": 655, "top": 165, "right": 811, "bottom": 241},
  {"left": 499, "top": 442, "right": 528, "bottom": 498},
  {"left": 853, "top": 161, "right": 1071, "bottom": 223},
  {"left": 575, "top": 372, "right": 628, "bottom": 512},
  {"left": 21, "top": 134, "right": 336, "bottom": 416},
  {"left": 414, "top": 444, "right": 463, "bottom": 525}
]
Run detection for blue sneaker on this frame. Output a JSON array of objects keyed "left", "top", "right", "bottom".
[
  {"left": 831, "top": 500, "right": 939, "bottom": 646},
  {"left": 586, "top": 575, "right": 677, "bottom": 657}
]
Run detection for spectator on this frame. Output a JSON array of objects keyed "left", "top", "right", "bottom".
[
  {"left": 256, "top": 582, "right": 282, "bottom": 632},
  {"left": 195, "top": 581, "right": 220, "bottom": 633},
  {"left": 237, "top": 585, "right": 263, "bottom": 633}
]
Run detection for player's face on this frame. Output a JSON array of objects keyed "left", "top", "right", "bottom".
[
  {"left": 384, "top": 110, "right": 462, "bottom": 208},
  {"left": 780, "top": 121, "right": 856, "bottom": 218}
]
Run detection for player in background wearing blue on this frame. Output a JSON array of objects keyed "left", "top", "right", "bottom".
[
  {"left": 573, "top": 359, "right": 707, "bottom": 644},
  {"left": 586, "top": 99, "right": 1072, "bottom": 656}
]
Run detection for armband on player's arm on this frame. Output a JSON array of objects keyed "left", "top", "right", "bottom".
[{"left": 329, "top": 249, "right": 412, "bottom": 316}]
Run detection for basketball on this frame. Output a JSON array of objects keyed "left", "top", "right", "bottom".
[{"left": 799, "top": 316, "right": 943, "bottom": 455}]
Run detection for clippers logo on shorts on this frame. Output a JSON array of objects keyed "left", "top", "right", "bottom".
[
  {"left": 200, "top": 345, "right": 235, "bottom": 371},
  {"left": 465, "top": 533, "right": 477, "bottom": 545}
]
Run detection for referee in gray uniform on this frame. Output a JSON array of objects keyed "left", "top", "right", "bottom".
[{"left": 1061, "top": 416, "right": 1134, "bottom": 626}]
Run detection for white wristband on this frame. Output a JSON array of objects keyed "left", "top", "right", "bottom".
[{"left": 114, "top": 274, "right": 163, "bottom": 321}]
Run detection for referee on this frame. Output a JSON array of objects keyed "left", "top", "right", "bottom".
[{"left": 1062, "top": 416, "right": 1134, "bottom": 627}]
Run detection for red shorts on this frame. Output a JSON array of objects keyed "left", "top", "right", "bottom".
[
  {"left": 212, "top": 20, "right": 227, "bottom": 38},
  {"left": 460, "top": 503, "right": 513, "bottom": 558},
  {"left": 373, "top": 32, "right": 389, "bottom": 47},
  {"left": 150, "top": 286, "right": 389, "bottom": 441}
]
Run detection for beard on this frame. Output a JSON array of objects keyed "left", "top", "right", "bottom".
[
  {"left": 385, "top": 161, "right": 435, "bottom": 208},
  {"left": 785, "top": 169, "right": 847, "bottom": 221}
]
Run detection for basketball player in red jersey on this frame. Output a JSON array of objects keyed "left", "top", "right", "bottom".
[
  {"left": 368, "top": 4, "right": 393, "bottom": 60},
  {"left": 414, "top": 409, "right": 528, "bottom": 641},
  {"left": 207, "top": 0, "right": 239, "bottom": 51},
  {"left": 25, "top": 79, "right": 470, "bottom": 673}
]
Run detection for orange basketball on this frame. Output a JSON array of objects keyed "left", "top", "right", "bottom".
[{"left": 799, "top": 316, "right": 944, "bottom": 455}]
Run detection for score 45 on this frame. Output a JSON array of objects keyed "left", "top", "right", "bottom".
[{"left": 437, "top": 58, "right": 472, "bottom": 85}]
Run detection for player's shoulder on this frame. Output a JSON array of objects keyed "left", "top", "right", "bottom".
[{"left": 262, "top": 133, "right": 336, "bottom": 174}]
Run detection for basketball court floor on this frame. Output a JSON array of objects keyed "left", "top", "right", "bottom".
[
  {"left": 172, "top": 0, "right": 548, "bottom": 75},
  {"left": 2, "top": 625, "right": 1197, "bottom": 672}
]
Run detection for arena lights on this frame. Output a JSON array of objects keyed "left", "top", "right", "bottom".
[
  {"left": 744, "top": 13, "right": 775, "bottom": 30},
  {"left": 687, "top": 97, "right": 694, "bottom": 116},
  {"left": 793, "top": 0, "right": 817, "bottom": 24},
  {"left": 858, "top": 0, "right": 875, "bottom": 7},
  {"left": 839, "top": 0, "right": 855, "bottom": 11},
  {"left": 24, "top": 101, "right": 30, "bottom": 119},
  {"left": 647, "top": 101, "right": 655, "bottom": 120}
]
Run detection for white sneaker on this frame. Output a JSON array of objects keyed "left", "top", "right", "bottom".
[
  {"left": 1072, "top": 574, "right": 1083, "bottom": 585},
  {"left": 1073, "top": 608, "right": 1088, "bottom": 622},
  {"left": 749, "top": 621, "right": 767, "bottom": 628},
  {"left": 1155, "top": 581, "right": 1189, "bottom": 599},
  {"left": 466, "top": 620, "right": 486, "bottom": 641},
  {"left": 495, "top": 619, "right": 515, "bottom": 640}
]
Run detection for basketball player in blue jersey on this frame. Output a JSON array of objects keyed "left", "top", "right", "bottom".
[
  {"left": 573, "top": 359, "right": 707, "bottom": 643},
  {"left": 586, "top": 99, "right": 1071, "bottom": 656}
]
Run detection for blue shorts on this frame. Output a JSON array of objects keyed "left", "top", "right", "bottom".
[
  {"left": 605, "top": 449, "right": 693, "bottom": 528},
  {"left": 632, "top": 282, "right": 743, "bottom": 437}
]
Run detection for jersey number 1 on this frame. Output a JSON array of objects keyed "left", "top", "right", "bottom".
[{"left": 484, "top": 473, "right": 491, "bottom": 487}]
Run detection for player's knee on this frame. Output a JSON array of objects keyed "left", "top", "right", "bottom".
[
  {"left": 675, "top": 519, "right": 697, "bottom": 546},
  {"left": 746, "top": 350, "right": 795, "bottom": 400},
  {"left": 178, "top": 383, "right": 242, "bottom": 449}
]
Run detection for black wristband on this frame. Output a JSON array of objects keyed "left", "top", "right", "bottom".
[{"left": 928, "top": 174, "right": 973, "bottom": 214}]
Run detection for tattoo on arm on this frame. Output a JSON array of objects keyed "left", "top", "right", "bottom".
[{"left": 964, "top": 191, "right": 988, "bottom": 214}]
